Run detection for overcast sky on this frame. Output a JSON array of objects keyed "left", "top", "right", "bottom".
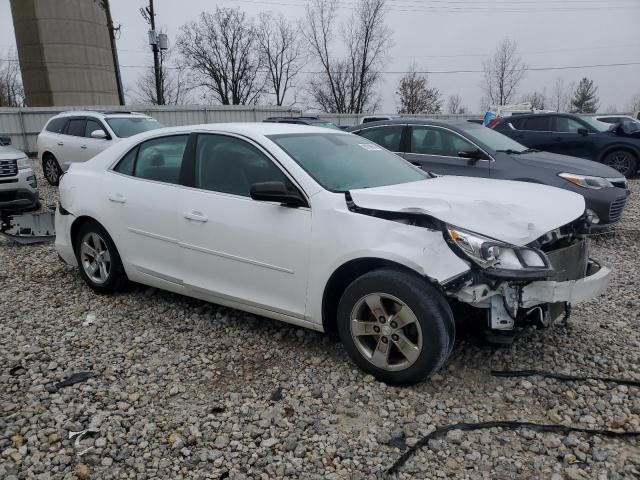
[{"left": 1, "top": 0, "right": 639, "bottom": 112}]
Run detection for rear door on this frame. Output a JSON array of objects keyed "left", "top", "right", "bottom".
[
  {"left": 61, "top": 117, "right": 87, "bottom": 168},
  {"left": 506, "top": 116, "right": 555, "bottom": 151},
  {"left": 105, "top": 134, "right": 189, "bottom": 286},
  {"left": 404, "top": 125, "right": 491, "bottom": 177}
]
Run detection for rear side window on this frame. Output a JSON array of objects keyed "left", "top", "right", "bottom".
[
  {"left": 45, "top": 117, "right": 67, "bottom": 133},
  {"left": 66, "top": 118, "right": 86, "bottom": 137},
  {"left": 134, "top": 135, "right": 188, "bottom": 184},
  {"left": 520, "top": 117, "right": 551, "bottom": 131},
  {"left": 355, "top": 126, "right": 404, "bottom": 151},
  {"left": 113, "top": 147, "right": 137, "bottom": 176}
]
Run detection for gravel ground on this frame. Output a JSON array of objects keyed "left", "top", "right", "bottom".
[{"left": 1, "top": 162, "right": 639, "bottom": 479}]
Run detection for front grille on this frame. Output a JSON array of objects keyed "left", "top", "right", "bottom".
[
  {"left": 0, "top": 159, "right": 18, "bottom": 177},
  {"left": 546, "top": 239, "right": 588, "bottom": 281},
  {"left": 609, "top": 196, "right": 627, "bottom": 223}
]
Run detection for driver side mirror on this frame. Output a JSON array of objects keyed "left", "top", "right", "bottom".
[
  {"left": 90, "top": 129, "right": 108, "bottom": 139},
  {"left": 577, "top": 128, "right": 589, "bottom": 136},
  {"left": 458, "top": 149, "right": 488, "bottom": 162},
  {"left": 250, "top": 181, "right": 307, "bottom": 208}
]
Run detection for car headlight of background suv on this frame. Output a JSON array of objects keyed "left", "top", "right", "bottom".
[
  {"left": 558, "top": 173, "right": 613, "bottom": 189},
  {"left": 17, "top": 157, "right": 31, "bottom": 170},
  {"left": 445, "top": 225, "right": 552, "bottom": 275}
]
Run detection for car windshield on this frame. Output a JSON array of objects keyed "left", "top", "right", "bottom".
[
  {"left": 105, "top": 117, "right": 163, "bottom": 138},
  {"left": 458, "top": 124, "right": 529, "bottom": 153},
  {"left": 268, "top": 132, "right": 427, "bottom": 192},
  {"left": 310, "top": 121, "right": 341, "bottom": 130},
  {"left": 579, "top": 116, "right": 611, "bottom": 133}
]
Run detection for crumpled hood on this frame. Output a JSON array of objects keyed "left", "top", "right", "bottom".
[
  {"left": 511, "top": 151, "right": 623, "bottom": 177},
  {"left": 349, "top": 177, "right": 585, "bottom": 246}
]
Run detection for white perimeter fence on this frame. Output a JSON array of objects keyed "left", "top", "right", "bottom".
[{"left": 0, "top": 104, "right": 481, "bottom": 152}]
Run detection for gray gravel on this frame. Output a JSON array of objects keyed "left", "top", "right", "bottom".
[{"left": 1, "top": 161, "right": 639, "bottom": 479}]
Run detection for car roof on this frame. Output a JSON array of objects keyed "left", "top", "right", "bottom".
[
  {"left": 127, "top": 122, "right": 350, "bottom": 140},
  {"left": 53, "top": 110, "right": 152, "bottom": 119},
  {"left": 347, "top": 118, "right": 474, "bottom": 130}
]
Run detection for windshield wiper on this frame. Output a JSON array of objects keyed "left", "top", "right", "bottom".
[
  {"left": 521, "top": 148, "right": 540, "bottom": 154},
  {"left": 496, "top": 149, "right": 524, "bottom": 154}
]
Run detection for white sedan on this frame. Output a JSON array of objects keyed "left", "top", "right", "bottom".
[{"left": 55, "top": 123, "right": 611, "bottom": 385}]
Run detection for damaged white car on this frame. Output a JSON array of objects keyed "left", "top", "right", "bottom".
[{"left": 55, "top": 124, "right": 611, "bottom": 385}]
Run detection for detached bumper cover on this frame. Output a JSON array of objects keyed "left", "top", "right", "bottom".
[{"left": 520, "top": 264, "right": 611, "bottom": 308}]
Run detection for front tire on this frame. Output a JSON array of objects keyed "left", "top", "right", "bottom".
[
  {"left": 337, "top": 268, "right": 454, "bottom": 386},
  {"left": 74, "top": 221, "right": 128, "bottom": 293},
  {"left": 43, "top": 154, "right": 62, "bottom": 186},
  {"left": 602, "top": 150, "right": 637, "bottom": 177}
]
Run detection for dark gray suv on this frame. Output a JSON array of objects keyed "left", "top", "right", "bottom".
[{"left": 347, "top": 119, "right": 630, "bottom": 226}]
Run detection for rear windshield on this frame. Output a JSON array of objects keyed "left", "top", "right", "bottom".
[
  {"left": 105, "top": 117, "right": 163, "bottom": 138},
  {"left": 268, "top": 132, "right": 426, "bottom": 192}
]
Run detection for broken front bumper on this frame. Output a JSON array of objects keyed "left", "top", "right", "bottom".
[{"left": 520, "top": 262, "right": 611, "bottom": 308}]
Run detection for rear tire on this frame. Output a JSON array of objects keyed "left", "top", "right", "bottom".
[
  {"left": 337, "top": 268, "right": 454, "bottom": 386},
  {"left": 74, "top": 220, "right": 128, "bottom": 293},
  {"left": 43, "top": 154, "right": 62, "bottom": 186},
  {"left": 602, "top": 150, "right": 637, "bottom": 177}
]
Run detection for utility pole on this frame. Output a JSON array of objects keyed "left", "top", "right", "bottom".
[
  {"left": 101, "top": 0, "right": 125, "bottom": 105},
  {"left": 142, "top": 0, "right": 164, "bottom": 105}
]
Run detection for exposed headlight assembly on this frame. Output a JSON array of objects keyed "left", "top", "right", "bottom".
[
  {"left": 446, "top": 225, "right": 553, "bottom": 278},
  {"left": 17, "top": 157, "right": 31, "bottom": 170},
  {"left": 559, "top": 173, "right": 612, "bottom": 190}
]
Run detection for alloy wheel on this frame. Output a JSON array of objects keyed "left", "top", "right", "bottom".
[
  {"left": 44, "top": 158, "right": 59, "bottom": 184},
  {"left": 80, "top": 232, "right": 112, "bottom": 285},
  {"left": 349, "top": 293, "right": 423, "bottom": 371},
  {"left": 603, "top": 151, "right": 632, "bottom": 175}
]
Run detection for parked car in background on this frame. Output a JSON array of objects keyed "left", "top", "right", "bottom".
[
  {"left": 37, "top": 111, "right": 163, "bottom": 186},
  {"left": 263, "top": 116, "right": 341, "bottom": 130},
  {"left": 492, "top": 112, "right": 640, "bottom": 177},
  {"left": 0, "top": 135, "right": 11, "bottom": 146},
  {"left": 55, "top": 123, "right": 611, "bottom": 385},
  {"left": 596, "top": 115, "right": 640, "bottom": 128},
  {"left": 360, "top": 115, "right": 399, "bottom": 124},
  {"left": 347, "top": 120, "right": 629, "bottom": 226},
  {"left": 0, "top": 145, "right": 39, "bottom": 211}
]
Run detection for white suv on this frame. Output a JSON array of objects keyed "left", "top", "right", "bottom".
[
  {"left": 55, "top": 123, "right": 611, "bottom": 385},
  {"left": 37, "top": 111, "right": 163, "bottom": 186}
]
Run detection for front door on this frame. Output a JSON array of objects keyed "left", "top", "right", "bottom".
[
  {"left": 179, "top": 133, "right": 312, "bottom": 319},
  {"left": 80, "top": 118, "right": 111, "bottom": 161},
  {"left": 404, "top": 125, "right": 491, "bottom": 177}
]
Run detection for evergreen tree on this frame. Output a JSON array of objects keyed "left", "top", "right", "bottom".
[{"left": 570, "top": 77, "right": 599, "bottom": 113}]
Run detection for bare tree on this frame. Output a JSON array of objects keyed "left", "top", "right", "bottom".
[
  {"left": 303, "top": 0, "right": 391, "bottom": 113},
  {"left": 177, "top": 8, "right": 263, "bottom": 105},
  {"left": 0, "top": 50, "right": 24, "bottom": 107},
  {"left": 447, "top": 94, "right": 466, "bottom": 114},
  {"left": 133, "top": 46, "right": 189, "bottom": 105},
  {"left": 481, "top": 38, "right": 526, "bottom": 106},
  {"left": 627, "top": 92, "right": 640, "bottom": 113},
  {"left": 256, "top": 12, "right": 305, "bottom": 106},
  {"left": 396, "top": 65, "right": 441, "bottom": 114},
  {"left": 521, "top": 90, "right": 547, "bottom": 110}
]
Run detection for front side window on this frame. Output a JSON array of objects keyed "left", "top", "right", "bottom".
[
  {"left": 132, "top": 135, "right": 188, "bottom": 184},
  {"left": 195, "top": 134, "right": 289, "bottom": 197},
  {"left": 410, "top": 126, "right": 474, "bottom": 157},
  {"left": 85, "top": 119, "right": 104, "bottom": 137},
  {"left": 268, "top": 132, "right": 425, "bottom": 192},
  {"left": 356, "top": 126, "right": 404, "bottom": 151},
  {"left": 66, "top": 118, "right": 86, "bottom": 137},
  {"left": 105, "top": 117, "right": 163, "bottom": 138},
  {"left": 552, "top": 117, "right": 584, "bottom": 133}
]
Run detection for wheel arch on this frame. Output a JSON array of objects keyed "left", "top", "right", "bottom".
[
  {"left": 321, "top": 257, "right": 439, "bottom": 337},
  {"left": 70, "top": 215, "right": 109, "bottom": 250},
  {"left": 597, "top": 144, "right": 640, "bottom": 163}
]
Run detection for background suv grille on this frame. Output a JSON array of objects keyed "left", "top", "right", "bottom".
[
  {"left": 0, "top": 159, "right": 18, "bottom": 177},
  {"left": 609, "top": 196, "right": 627, "bottom": 223}
]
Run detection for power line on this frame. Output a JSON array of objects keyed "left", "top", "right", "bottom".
[{"left": 5, "top": 57, "right": 638, "bottom": 74}]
